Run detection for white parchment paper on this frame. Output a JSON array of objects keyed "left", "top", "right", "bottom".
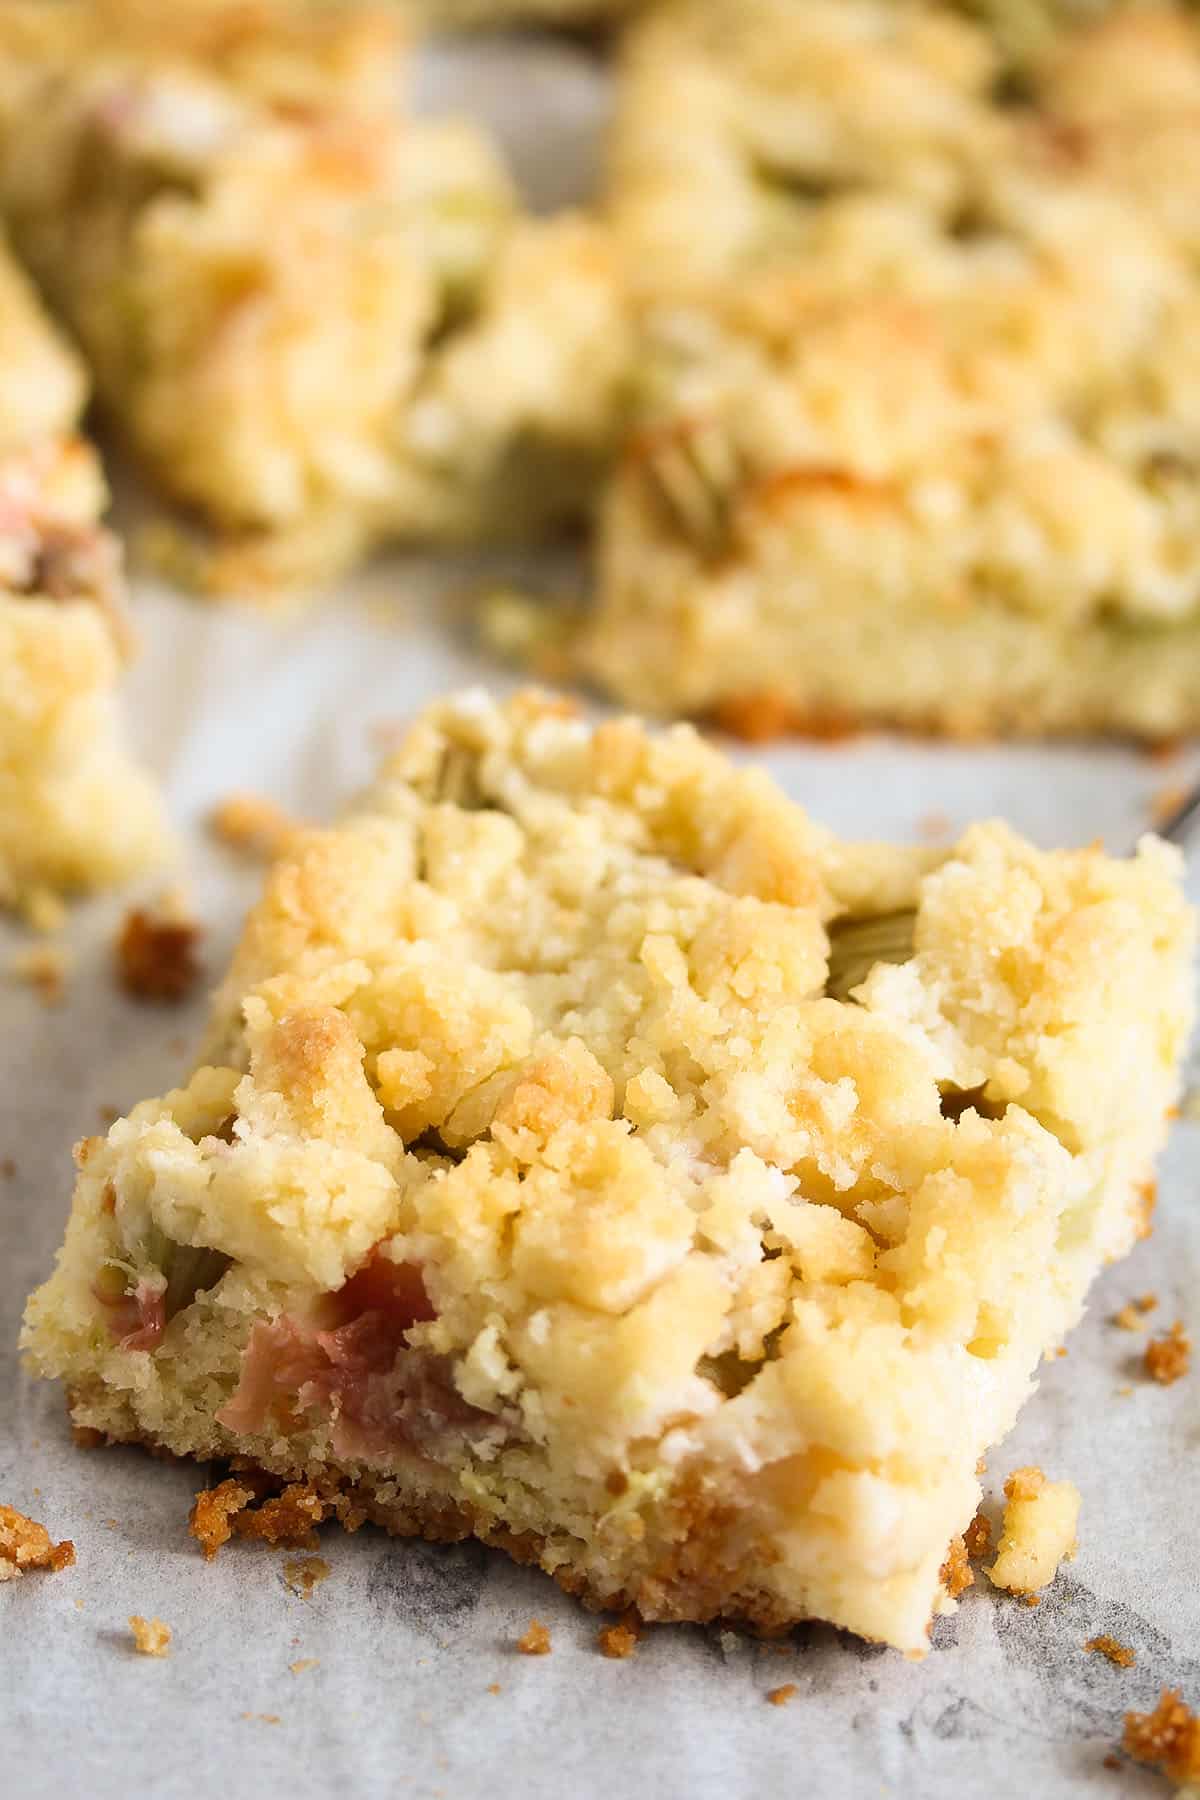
[{"left": 3, "top": 33, "right": 1199, "bottom": 1800}]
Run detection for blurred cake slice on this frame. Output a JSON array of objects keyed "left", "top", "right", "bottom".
[
  {"left": 0, "top": 237, "right": 167, "bottom": 912},
  {"left": 23, "top": 692, "right": 1193, "bottom": 1650}
]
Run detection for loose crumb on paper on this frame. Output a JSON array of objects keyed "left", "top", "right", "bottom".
[
  {"left": 289, "top": 1659, "right": 319, "bottom": 1675},
  {"left": 1086, "top": 1636, "right": 1135, "bottom": 1669},
  {"left": 283, "top": 1557, "right": 330, "bottom": 1600},
  {"left": 597, "top": 1613, "right": 641, "bottom": 1659},
  {"left": 129, "top": 1616, "right": 171, "bottom": 1657},
  {"left": 1122, "top": 1689, "right": 1200, "bottom": 1784},
  {"left": 0, "top": 1504, "right": 74, "bottom": 1579},
  {"left": 189, "top": 1479, "right": 327, "bottom": 1560},
  {"left": 240, "top": 1713, "right": 282, "bottom": 1726},
  {"left": 516, "top": 1620, "right": 552, "bottom": 1656},
  {"left": 487, "top": 1683, "right": 501, "bottom": 1695},
  {"left": 939, "top": 1536, "right": 974, "bottom": 1600},
  {"left": 209, "top": 793, "right": 302, "bottom": 861},
  {"left": 767, "top": 1684, "right": 798, "bottom": 1707},
  {"left": 116, "top": 904, "right": 202, "bottom": 1003},
  {"left": 1144, "top": 1321, "right": 1191, "bottom": 1386},
  {"left": 10, "top": 944, "right": 70, "bottom": 1005},
  {"left": 987, "top": 1466, "right": 1079, "bottom": 1596}
]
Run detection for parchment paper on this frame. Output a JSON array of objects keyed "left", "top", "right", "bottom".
[{"left": 3, "top": 32, "right": 1199, "bottom": 1800}]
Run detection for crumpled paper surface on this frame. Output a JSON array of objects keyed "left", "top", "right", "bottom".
[{"left": 3, "top": 32, "right": 1199, "bottom": 1800}]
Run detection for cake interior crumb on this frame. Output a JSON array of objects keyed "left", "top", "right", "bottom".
[{"left": 129, "top": 1615, "right": 171, "bottom": 1657}]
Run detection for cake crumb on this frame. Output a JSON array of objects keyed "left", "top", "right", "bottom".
[
  {"left": 987, "top": 1466, "right": 1080, "bottom": 1596},
  {"left": 240, "top": 1713, "right": 281, "bottom": 1726},
  {"left": 1113, "top": 1303, "right": 1148, "bottom": 1332},
  {"left": 597, "top": 1613, "right": 642, "bottom": 1659},
  {"left": 129, "top": 1615, "right": 171, "bottom": 1657},
  {"left": 1086, "top": 1635, "right": 1135, "bottom": 1669},
  {"left": 1122, "top": 1689, "right": 1200, "bottom": 1784},
  {"left": 487, "top": 1683, "right": 501, "bottom": 1695},
  {"left": 712, "top": 690, "right": 856, "bottom": 744},
  {"left": 116, "top": 905, "right": 202, "bottom": 1003},
  {"left": 767, "top": 1683, "right": 798, "bottom": 1707},
  {"left": 209, "top": 793, "right": 301, "bottom": 862},
  {"left": 939, "top": 1536, "right": 974, "bottom": 1600},
  {"left": 1144, "top": 1320, "right": 1191, "bottom": 1386},
  {"left": 516, "top": 1620, "right": 552, "bottom": 1656},
  {"left": 11, "top": 944, "right": 69, "bottom": 1005},
  {"left": 289, "top": 1658, "right": 319, "bottom": 1675},
  {"left": 1134, "top": 1180, "right": 1157, "bottom": 1240},
  {"left": 0, "top": 1504, "right": 74, "bottom": 1579},
  {"left": 283, "top": 1556, "right": 330, "bottom": 1600},
  {"left": 1136, "top": 1293, "right": 1159, "bottom": 1314},
  {"left": 1020, "top": 1593, "right": 1041, "bottom": 1608},
  {"left": 1102, "top": 1752, "right": 1121, "bottom": 1771},
  {"left": 188, "top": 1479, "right": 255, "bottom": 1560},
  {"left": 233, "top": 1483, "right": 326, "bottom": 1550}
]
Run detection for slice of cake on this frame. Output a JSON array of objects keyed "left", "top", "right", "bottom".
[
  {"left": 0, "top": 238, "right": 168, "bottom": 913},
  {"left": 22, "top": 692, "right": 1193, "bottom": 1651},
  {"left": 591, "top": 0, "right": 1200, "bottom": 736},
  {"left": 0, "top": 0, "right": 627, "bottom": 592}
]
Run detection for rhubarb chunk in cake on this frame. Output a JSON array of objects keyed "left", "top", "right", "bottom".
[
  {"left": 0, "top": 1, "right": 628, "bottom": 592},
  {"left": 592, "top": 0, "right": 1200, "bottom": 736},
  {"left": 22, "top": 693, "right": 1193, "bottom": 1651},
  {"left": 0, "top": 239, "right": 168, "bottom": 912}
]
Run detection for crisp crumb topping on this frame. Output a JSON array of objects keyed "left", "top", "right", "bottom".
[
  {"left": 1086, "top": 1635, "right": 1135, "bottom": 1669},
  {"left": 939, "top": 1536, "right": 973, "bottom": 1600},
  {"left": 209, "top": 793, "right": 302, "bottom": 862},
  {"left": 597, "top": 1613, "right": 641, "bottom": 1659},
  {"left": 1123, "top": 1689, "right": 1200, "bottom": 1784},
  {"left": 117, "top": 906, "right": 202, "bottom": 1003},
  {"left": 0, "top": 1504, "right": 74, "bottom": 1579},
  {"left": 1144, "top": 1321, "right": 1191, "bottom": 1386},
  {"left": 516, "top": 1620, "right": 552, "bottom": 1656},
  {"left": 129, "top": 1615, "right": 171, "bottom": 1657}
]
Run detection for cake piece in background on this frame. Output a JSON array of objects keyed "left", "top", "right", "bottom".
[
  {"left": 0, "top": 238, "right": 168, "bottom": 915},
  {"left": 0, "top": 0, "right": 629, "bottom": 594},
  {"left": 23, "top": 691, "right": 1193, "bottom": 1653},
  {"left": 590, "top": 0, "right": 1200, "bottom": 736}
]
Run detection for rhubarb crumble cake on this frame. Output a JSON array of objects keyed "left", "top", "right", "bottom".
[
  {"left": 0, "top": 1, "right": 629, "bottom": 591},
  {"left": 591, "top": 0, "right": 1200, "bottom": 735},
  {"left": 0, "top": 239, "right": 167, "bottom": 912},
  {"left": 22, "top": 692, "right": 1193, "bottom": 1652}
]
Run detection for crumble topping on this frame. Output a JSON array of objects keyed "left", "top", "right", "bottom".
[
  {"left": 987, "top": 1466, "right": 1080, "bottom": 1595},
  {"left": 1085, "top": 1635, "right": 1135, "bottom": 1669},
  {"left": 1123, "top": 1690, "right": 1200, "bottom": 1786},
  {"left": 0, "top": 1503, "right": 74, "bottom": 1578},
  {"left": 117, "top": 906, "right": 203, "bottom": 1004},
  {"left": 188, "top": 1478, "right": 256, "bottom": 1560},
  {"left": 963, "top": 1512, "right": 993, "bottom": 1561},
  {"left": 129, "top": 1615, "right": 172, "bottom": 1657},
  {"left": 1144, "top": 1321, "right": 1192, "bottom": 1386},
  {"left": 516, "top": 1621, "right": 552, "bottom": 1656},
  {"left": 188, "top": 1477, "right": 330, "bottom": 1556}
]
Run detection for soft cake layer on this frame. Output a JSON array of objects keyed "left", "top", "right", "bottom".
[
  {"left": 593, "top": 0, "right": 1200, "bottom": 733},
  {"left": 0, "top": 0, "right": 628, "bottom": 591},
  {"left": 22, "top": 692, "right": 1193, "bottom": 1650}
]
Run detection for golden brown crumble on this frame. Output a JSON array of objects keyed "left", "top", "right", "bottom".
[
  {"left": 711, "top": 691, "right": 858, "bottom": 745},
  {"left": 487, "top": 1682, "right": 502, "bottom": 1695},
  {"left": 767, "top": 1684, "right": 798, "bottom": 1707},
  {"left": 516, "top": 1620, "right": 552, "bottom": 1656},
  {"left": 188, "top": 1479, "right": 256, "bottom": 1560},
  {"left": 209, "top": 794, "right": 302, "bottom": 862},
  {"left": 129, "top": 1615, "right": 171, "bottom": 1657},
  {"left": 939, "top": 1536, "right": 974, "bottom": 1600},
  {"left": 0, "top": 1504, "right": 74, "bottom": 1579},
  {"left": 1137, "top": 1294, "right": 1159, "bottom": 1314},
  {"left": 1122, "top": 1690, "right": 1200, "bottom": 1784},
  {"left": 1021, "top": 1594, "right": 1041, "bottom": 1608},
  {"left": 597, "top": 1613, "right": 642, "bottom": 1659},
  {"left": 1004, "top": 1467, "right": 1045, "bottom": 1504},
  {"left": 1086, "top": 1635, "right": 1135, "bottom": 1669},
  {"left": 283, "top": 1556, "right": 330, "bottom": 1599},
  {"left": 1144, "top": 1321, "right": 1191, "bottom": 1386},
  {"left": 231, "top": 1483, "right": 327, "bottom": 1550},
  {"left": 1113, "top": 1304, "right": 1147, "bottom": 1333},
  {"left": 117, "top": 907, "right": 203, "bottom": 1003}
]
